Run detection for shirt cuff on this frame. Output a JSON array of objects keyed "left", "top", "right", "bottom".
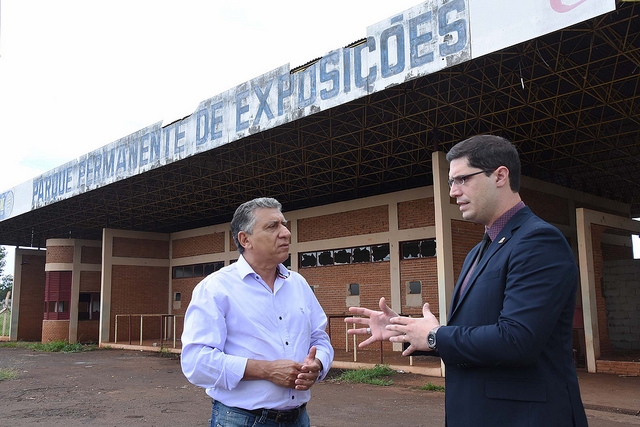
[
  {"left": 315, "top": 352, "right": 331, "bottom": 381},
  {"left": 220, "top": 355, "right": 248, "bottom": 391}
]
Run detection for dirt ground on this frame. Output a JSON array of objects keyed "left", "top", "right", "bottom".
[
  {"left": 0, "top": 347, "right": 445, "bottom": 427},
  {"left": 0, "top": 347, "right": 638, "bottom": 427}
]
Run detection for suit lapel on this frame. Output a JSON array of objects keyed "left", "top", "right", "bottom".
[
  {"left": 448, "top": 210, "right": 530, "bottom": 321},
  {"left": 449, "top": 243, "right": 481, "bottom": 312},
  {"left": 449, "top": 241, "right": 501, "bottom": 318}
]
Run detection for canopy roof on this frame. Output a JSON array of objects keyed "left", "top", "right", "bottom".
[{"left": 1, "top": 2, "right": 638, "bottom": 248}]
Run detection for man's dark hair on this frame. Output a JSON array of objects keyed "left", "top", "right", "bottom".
[
  {"left": 446, "top": 135, "right": 521, "bottom": 192},
  {"left": 231, "top": 197, "right": 282, "bottom": 254}
]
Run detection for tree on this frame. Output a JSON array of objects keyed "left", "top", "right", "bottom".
[
  {"left": 0, "top": 246, "right": 5, "bottom": 274},
  {"left": 0, "top": 247, "right": 11, "bottom": 303},
  {"left": 0, "top": 275, "right": 11, "bottom": 303}
]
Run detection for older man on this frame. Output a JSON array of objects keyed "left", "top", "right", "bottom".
[{"left": 182, "top": 197, "right": 333, "bottom": 427}]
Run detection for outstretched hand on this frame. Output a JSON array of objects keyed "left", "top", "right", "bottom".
[
  {"left": 344, "top": 297, "right": 403, "bottom": 347},
  {"left": 387, "top": 302, "right": 440, "bottom": 356}
]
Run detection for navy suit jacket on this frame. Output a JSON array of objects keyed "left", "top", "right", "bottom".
[{"left": 438, "top": 207, "right": 588, "bottom": 427}]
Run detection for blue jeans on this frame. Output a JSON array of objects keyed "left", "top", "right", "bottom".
[{"left": 210, "top": 401, "right": 310, "bottom": 427}]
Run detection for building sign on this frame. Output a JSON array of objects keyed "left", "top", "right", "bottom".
[
  {"left": 0, "top": 191, "right": 14, "bottom": 220},
  {"left": 1, "top": 0, "right": 616, "bottom": 221}
]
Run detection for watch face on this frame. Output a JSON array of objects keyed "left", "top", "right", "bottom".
[{"left": 427, "top": 334, "right": 436, "bottom": 347}]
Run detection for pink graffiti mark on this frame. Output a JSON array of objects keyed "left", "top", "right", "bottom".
[{"left": 550, "top": 0, "right": 588, "bottom": 13}]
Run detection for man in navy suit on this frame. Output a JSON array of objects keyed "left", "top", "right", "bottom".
[{"left": 346, "top": 135, "right": 588, "bottom": 426}]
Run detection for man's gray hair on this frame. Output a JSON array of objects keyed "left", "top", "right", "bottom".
[{"left": 231, "top": 197, "right": 282, "bottom": 254}]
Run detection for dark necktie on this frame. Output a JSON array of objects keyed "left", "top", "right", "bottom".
[
  {"left": 475, "top": 233, "right": 491, "bottom": 263},
  {"left": 457, "top": 233, "right": 491, "bottom": 300}
]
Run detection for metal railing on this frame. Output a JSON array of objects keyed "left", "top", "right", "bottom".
[
  {"left": 114, "top": 314, "right": 184, "bottom": 348},
  {"left": 327, "top": 315, "right": 386, "bottom": 364},
  {"left": 328, "top": 313, "right": 425, "bottom": 367}
]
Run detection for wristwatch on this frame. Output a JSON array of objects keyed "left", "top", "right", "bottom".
[{"left": 427, "top": 326, "right": 441, "bottom": 350}]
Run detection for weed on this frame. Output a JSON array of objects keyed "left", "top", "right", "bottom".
[
  {"left": 418, "top": 382, "right": 445, "bottom": 392},
  {"left": 157, "top": 346, "right": 178, "bottom": 359},
  {"left": 0, "top": 340, "right": 97, "bottom": 353},
  {"left": 0, "top": 368, "right": 18, "bottom": 381},
  {"left": 333, "top": 364, "right": 395, "bottom": 386}
]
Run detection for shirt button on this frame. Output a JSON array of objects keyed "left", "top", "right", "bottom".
[
  {"left": 292, "top": 396, "right": 295, "bottom": 399},
  {"left": 286, "top": 341, "right": 289, "bottom": 345},
  {"left": 279, "top": 316, "right": 282, "bottom": 320}
]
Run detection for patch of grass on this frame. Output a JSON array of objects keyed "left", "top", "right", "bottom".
[
  {"left": 157, "top": 346, "right": 179, "bottom": 359},
  {"left": 0, "top": 340, "right": 98, "bottom": 353},
  {"left": 334, "top": 364, "right": 395, "bottom": 386},
  {"left": 418, "top": 382, "right": 445, "bottom": 392},
  {"left": 0, "top": 368, "right": 18, "bottom": 381}
]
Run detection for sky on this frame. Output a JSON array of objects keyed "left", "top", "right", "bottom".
[
  {"left": 0, "top": 0, "right": 426, "bottom": 275},
  {"left": 0, "top": 0, "right": 638, "bottom": 276}
]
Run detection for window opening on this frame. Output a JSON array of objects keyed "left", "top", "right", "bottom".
[
  {"left": 348, "top": 283, "right": 360, "bottom": 296},
  {"left": 409, "top": 281, "right": 422, "bottom": 294}
]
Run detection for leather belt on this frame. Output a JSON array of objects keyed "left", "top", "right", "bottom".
[{"left": 242, "top": 402, "right": 307, "bottom": 423}]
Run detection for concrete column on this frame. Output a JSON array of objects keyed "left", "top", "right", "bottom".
[
  {"left": 433, "top": 151, "right": 458, "bottom": 377},
  {"left": 388, "top": 201, "right": 401, "bottom": 316},
  {"left": 432, "top": 151, "right": 457, "bottom": 321},
  {"left": 9, "top": 250, "right": 23, "bottom": 341},
  {"left": 388, "top": 201, "right": 402, "bottom": 353},
  {"left": 99, "top": 229, "right": 113, "bottom": 345},
  {"left": 290, "top": 218, "right": 299, "bottom": 271},
  {"left": 68, "top": 240, "right": 82, "bottom": 343},
  {"left": 576, "top": 209, "right": 599, "bottom": 373}
]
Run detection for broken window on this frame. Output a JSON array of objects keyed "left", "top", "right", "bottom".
[
  {"left": 401, "top": 239, "right": 436, "bottom": 259},
  {"left": 317, "top": 250, "right": 334, "bottom": 266},
  {"left": 352, "top": 247, "right": 371, "bottom": 263},
  {"left": 371, "top": 244, "right": 390, "bottom": 261},
  {"left": 300, "top": 252, "right": 318, "bottom": 268},
  {"left": 401, "top": 241, "right": 420, "bottom": 259},
  {"left": 333, "top": 248, "right": 352, "bottom": 265}
]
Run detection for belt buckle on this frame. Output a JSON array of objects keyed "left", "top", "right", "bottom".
[
  {"left": 273, "top": 408, "right": 296, "bottom": 423},
  {"left": 273, "top": 411, "right": 285, "bottom": 423}
]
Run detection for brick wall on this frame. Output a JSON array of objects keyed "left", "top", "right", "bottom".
[
  {"left": 80, "top": 271, "right": 101, "bottom": 293},
  {"left": 172, "top": 233, "right": 225, "bottom": 258},
  {"left": 300, "top": 261, "right": 391, "bottom": 352},
  {"left": 78, "top": 320, "right": 99, "bottom": 343},
  {"left": 298, "top": 205, "right": 388, "bottom": 242},
  {"left": 46, "top": 246, "right": 74, "bottom": 264},
  {"left": 596, "top": 360, "right": 640, "bottom": 376},
  {"left": 229, "top": 234, "right": 238, "bottom": 253},
  {"left": 451, "top": 220, "right": 485, "bottom": 281},
  {"left": 41, "top": 320, "right": 69, "bottom": 343},
  {"left": 398, "top": 198, "right": 435, "bottom": 229},
  {"left": 113, "top": 237, "right": 169, "bottom": 259},
  {"left": 520, "top": 188, "right": 571, "bottom": 226},
  {"left": 602, "top": 259, "right": 640, "bottom": 352},
  {"left": 591, "top": 225, "right": 612, "bottom": 354},
  {"left": 171, "top": 277, "right": 201, "bottom": 339},
  {"left": 399, "top": 257, "right": 439, "bottom": 318},
  {"left": 17, "top": 254, "right": 46, "bottom": 341},
  {"left": 602, "top": 243, "right": 633, "bottom": 261},
  {"left": 171, "top": 277, "right": 201, "bottom": 314},
  {"left": 109, "top": 265, "right": 169, "bottom": 342},
  {"left": 81, "top": 246, "right": 102, "bottom": 264}
]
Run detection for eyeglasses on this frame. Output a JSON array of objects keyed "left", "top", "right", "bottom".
[{"left": 448, "top": 169, "right": 495, "bottom": 188}]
